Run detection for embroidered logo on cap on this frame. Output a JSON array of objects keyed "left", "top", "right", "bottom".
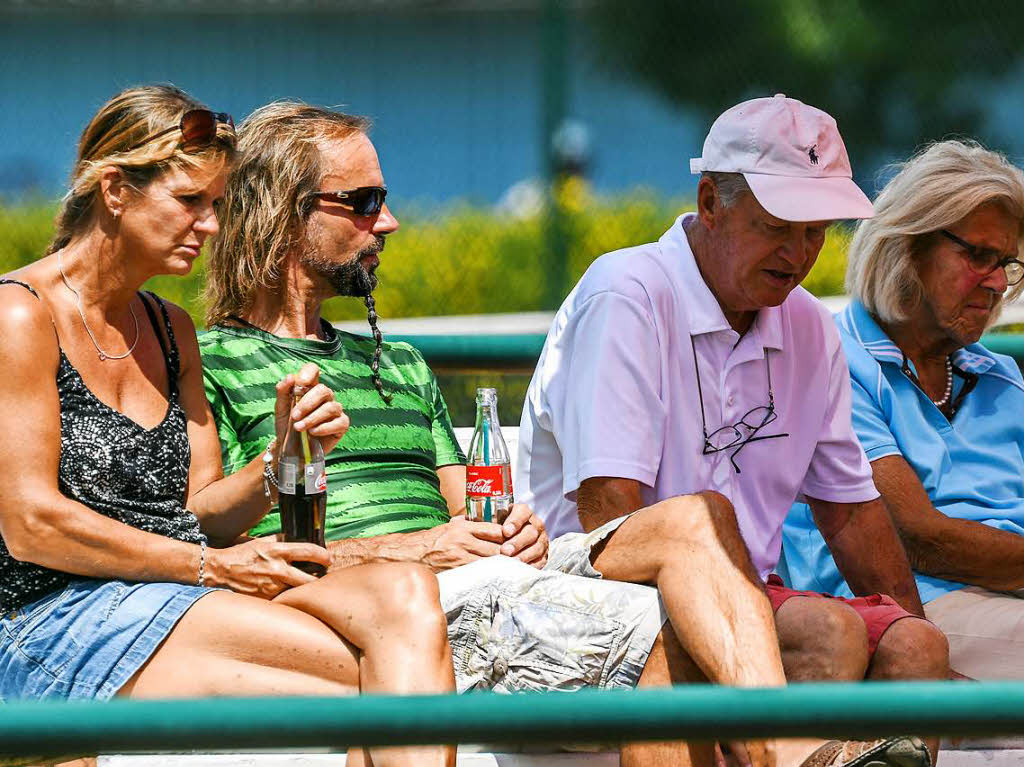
[{"left": 808, "top": 145, "right": 819, "bottom": 165}]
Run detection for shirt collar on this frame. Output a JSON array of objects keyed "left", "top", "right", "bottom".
[
  {"left": 839, "top": 299, "right": 997, "bottom": 375},
  {"left": 210, "top": 318, "right": 343, "bottom": 356},
  {"left": 660, "top": 213, "right": 784, "bottom": 350}
]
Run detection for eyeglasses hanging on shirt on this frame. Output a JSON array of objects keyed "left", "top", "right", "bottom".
[{"left": 691, "top": 337, "right": 790, "bottom": 473}]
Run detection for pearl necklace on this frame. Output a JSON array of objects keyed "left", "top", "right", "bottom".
[
  {"left": 931, "top": 357, "right": 954, "bottom": 409},
  {"left": 57, "top": 250, "right": 140, "bottom": 361}
]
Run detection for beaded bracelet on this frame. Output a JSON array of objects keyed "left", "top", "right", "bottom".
[
  {"left": 197, "top": 538, "right": 207, "bottom": 586},
  {"left": 262, "top": 437, "right": 279, "bottom": 498}
]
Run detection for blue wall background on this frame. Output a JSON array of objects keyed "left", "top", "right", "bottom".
[
  {"left": 5, "top": 6, "right": 1024, "bottom": 209},
  {"left": 0, "top": 7, "right": 704, "bottom": 208}
]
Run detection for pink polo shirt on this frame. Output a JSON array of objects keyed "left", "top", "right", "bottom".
[{"left": 517, "top": 213, "right": 878, "bottom": 578}]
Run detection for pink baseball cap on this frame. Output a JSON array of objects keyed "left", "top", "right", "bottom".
[{"left": 689, "top": 94, "right": 874, "bottom": 222}]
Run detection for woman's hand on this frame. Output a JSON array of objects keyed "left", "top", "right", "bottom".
[
  {"left": 206, "top": 538, "right": 332, "bottom": 599},
  {"left": 274, "top": 363, "right": 350, "bottom": 455}
]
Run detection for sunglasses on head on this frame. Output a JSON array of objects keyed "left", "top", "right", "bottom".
[
  {"left": 126, "top": 109, "right": 234, "bottom": 153},
  {"left": 312, "top": 186, "right": 388, "bottom": 216}
]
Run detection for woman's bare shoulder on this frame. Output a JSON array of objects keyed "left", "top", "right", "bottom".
[{"left": 0, "top": 270, "right": 61, "bottom": 367}]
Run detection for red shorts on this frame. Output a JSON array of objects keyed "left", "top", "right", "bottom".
[{"left": 765, "top": 574, "right": 916, "bottom": 657}]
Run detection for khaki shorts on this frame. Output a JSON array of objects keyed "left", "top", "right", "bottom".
[
  {"left": 924, "top": 585, "right": 1024, "bottom": 679},
  {"left": 440, "top": 514, "right": 667, "bottom": 693}
]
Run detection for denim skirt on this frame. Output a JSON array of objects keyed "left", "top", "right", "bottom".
[{"left": 0, "top": 578, "right": 215, "bottom": 701}]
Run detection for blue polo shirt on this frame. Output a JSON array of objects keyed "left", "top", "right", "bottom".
[{"left": 782, "top": 299, "right": 1024, "bottom": 604}]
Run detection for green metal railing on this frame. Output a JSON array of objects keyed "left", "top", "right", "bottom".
[
  {"left": 387, "top": 333, "right": 545, "bottom": 368},
  {"left": 3, "top": 682, "right": 1024, "bottom": 760},
  {"left": 981, "top": 333, "right": 1024, "bottom": 361},
  {"left": 391, "top": 332, "right": 1024, "bottom": 370}
]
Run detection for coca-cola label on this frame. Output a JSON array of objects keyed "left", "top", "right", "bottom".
[
  {"left": 466, "top": 465, "right": 508, "bottom": 498},
  {"left": 304, "top": 461, "right": 327, "bottom": 495}
]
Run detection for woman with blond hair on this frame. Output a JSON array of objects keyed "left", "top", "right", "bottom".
[
  {"left": 783, "top": 139, "right": 1024, "bottom": 681},
  {"left": 0, "top": 85, "right": 455, "bottom": 767}
]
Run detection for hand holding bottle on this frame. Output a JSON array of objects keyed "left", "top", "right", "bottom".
[
  {"left": 207, "top": 538, "right": 332, "bottom": 599},
  {"left": 272, "top": 363, "right": 342, "bottom": 578},
  {"left": 273, "top": 363, "right": 350, "bottom": 454}
]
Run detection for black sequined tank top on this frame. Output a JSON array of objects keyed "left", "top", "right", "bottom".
[{"left": 0, "top": 280, "right": 204, "bottom": 613}]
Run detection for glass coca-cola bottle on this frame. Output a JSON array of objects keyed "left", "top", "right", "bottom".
[
  {"left": 277, "top": 387, "right": 328, "bottom": 576},
  {"left": 465, "top": 387, "right": 513, "bottom": 524}
]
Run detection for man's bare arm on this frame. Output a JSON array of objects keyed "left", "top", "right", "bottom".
[
  {"left": 576, "top": 476, "right": 646, "bottom": 533},
  {"left": 437, "top": 464, "right": 467, "bottom": 516},
  {"left": 808, "top": 495, "right": 925, "bottom": 616},
  {"left": 327, "top": 517, "right": 503, "bottom": 572},
  {"left": 873, "top": 454, "right": 1024, "bottom": 592}
]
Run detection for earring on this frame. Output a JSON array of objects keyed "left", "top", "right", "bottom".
[{"left": 112, "top": 210, "right": 121, "bottom": 219}]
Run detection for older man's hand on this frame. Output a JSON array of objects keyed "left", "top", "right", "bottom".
[
  {"left": 499, "top": 503, "right": 549, "bottom": 568},
  {"left": 421, "top": 515, "right": 505, "bottom": 571}
]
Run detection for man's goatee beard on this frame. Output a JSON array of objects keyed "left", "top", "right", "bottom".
[{"left": 303, "top": 236, "right": 385, "bottom": 298}]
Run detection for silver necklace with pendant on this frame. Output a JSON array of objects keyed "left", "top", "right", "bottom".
[{"left": 57, "top": 250, "right": 139, "bottom": 361}]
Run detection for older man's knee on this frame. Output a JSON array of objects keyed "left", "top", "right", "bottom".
[
  {"left": 627, "top": 492, "right": 756, "bottom": 582},
  {"left": 644, "top": 491, "right": 738, "bottom": 541},
  {"left": 871, "top": 618, "right": 949, "bottom": 679}
]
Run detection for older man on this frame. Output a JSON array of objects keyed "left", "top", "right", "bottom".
[
  {"left": 201, "top": 101, "right": 926, "bottom": 767},
  {"left": 518, "top": 95, "right": 950, "bottom": 726}
]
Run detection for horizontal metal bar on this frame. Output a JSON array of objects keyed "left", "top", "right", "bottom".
[
  {"left": 982, "top": 333, "right": 1024, "bottom": 361},
  {"left": 386, "top": 332, "right": 1024, "bottom": 368},
  {"left": 386, "top": 333, "right": 546, "bottom": 365},
  {"left": 4, "top": 682, "right": 1024, "bottom": 760}
]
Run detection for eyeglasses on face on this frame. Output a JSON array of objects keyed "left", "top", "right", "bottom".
[
  {"left": 939, "top": 229, "right": 1024, "bottom": 287},
  {"left": 312, "top": 186, "right": 388, "bottom": 217},
  {"left": 126, "top": 109, "right": 234, "bottom": 153}
]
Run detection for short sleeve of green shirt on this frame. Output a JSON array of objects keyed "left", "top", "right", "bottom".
[{"left": 427, "top": 361, "right": 465, "bottom": 469}]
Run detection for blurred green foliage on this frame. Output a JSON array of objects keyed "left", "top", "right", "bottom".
[
  {"left": 0, "top": 191, "right": 853, "bottom": 328},
  {"left": 587, "top": 0, "right": 1024, "bottom": 165},
  {"left": 0, "top": 193, "right": 853, "bottom": 425}
]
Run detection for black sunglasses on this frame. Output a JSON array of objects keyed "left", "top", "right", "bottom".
[
  {"left": 939, "top": 229, "right": 1024, "bottom": 287},
  {"left": 127, "top": 109, "right": 234, "bottom": 153},
  {"left": 312, "top": 186, "right": 388, "bottom": 216}
]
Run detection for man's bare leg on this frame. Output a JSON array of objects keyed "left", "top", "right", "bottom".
[
  {"left": 624, "top": 626, "right": 718, "bottom": 767},
  {"left": 591, "top": 494, "right": 926, "bottom": 767},
  {"left": 629, "top": 623, "right": 829, "bottom": 767},
  {"left": 590, "top": 492, "right": 783, "bottom": 767},
  {"left": 591, "top": 492, "right": 785, "bottom": 689}
]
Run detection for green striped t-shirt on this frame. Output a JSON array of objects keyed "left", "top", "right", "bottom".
[{"left": 199, "top": 322, "right": 465, "bottom": 541}]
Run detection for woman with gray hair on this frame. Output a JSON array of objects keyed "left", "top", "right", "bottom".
[{"left": 783, "top": 139, "right": 1024, "bottom": 679}]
